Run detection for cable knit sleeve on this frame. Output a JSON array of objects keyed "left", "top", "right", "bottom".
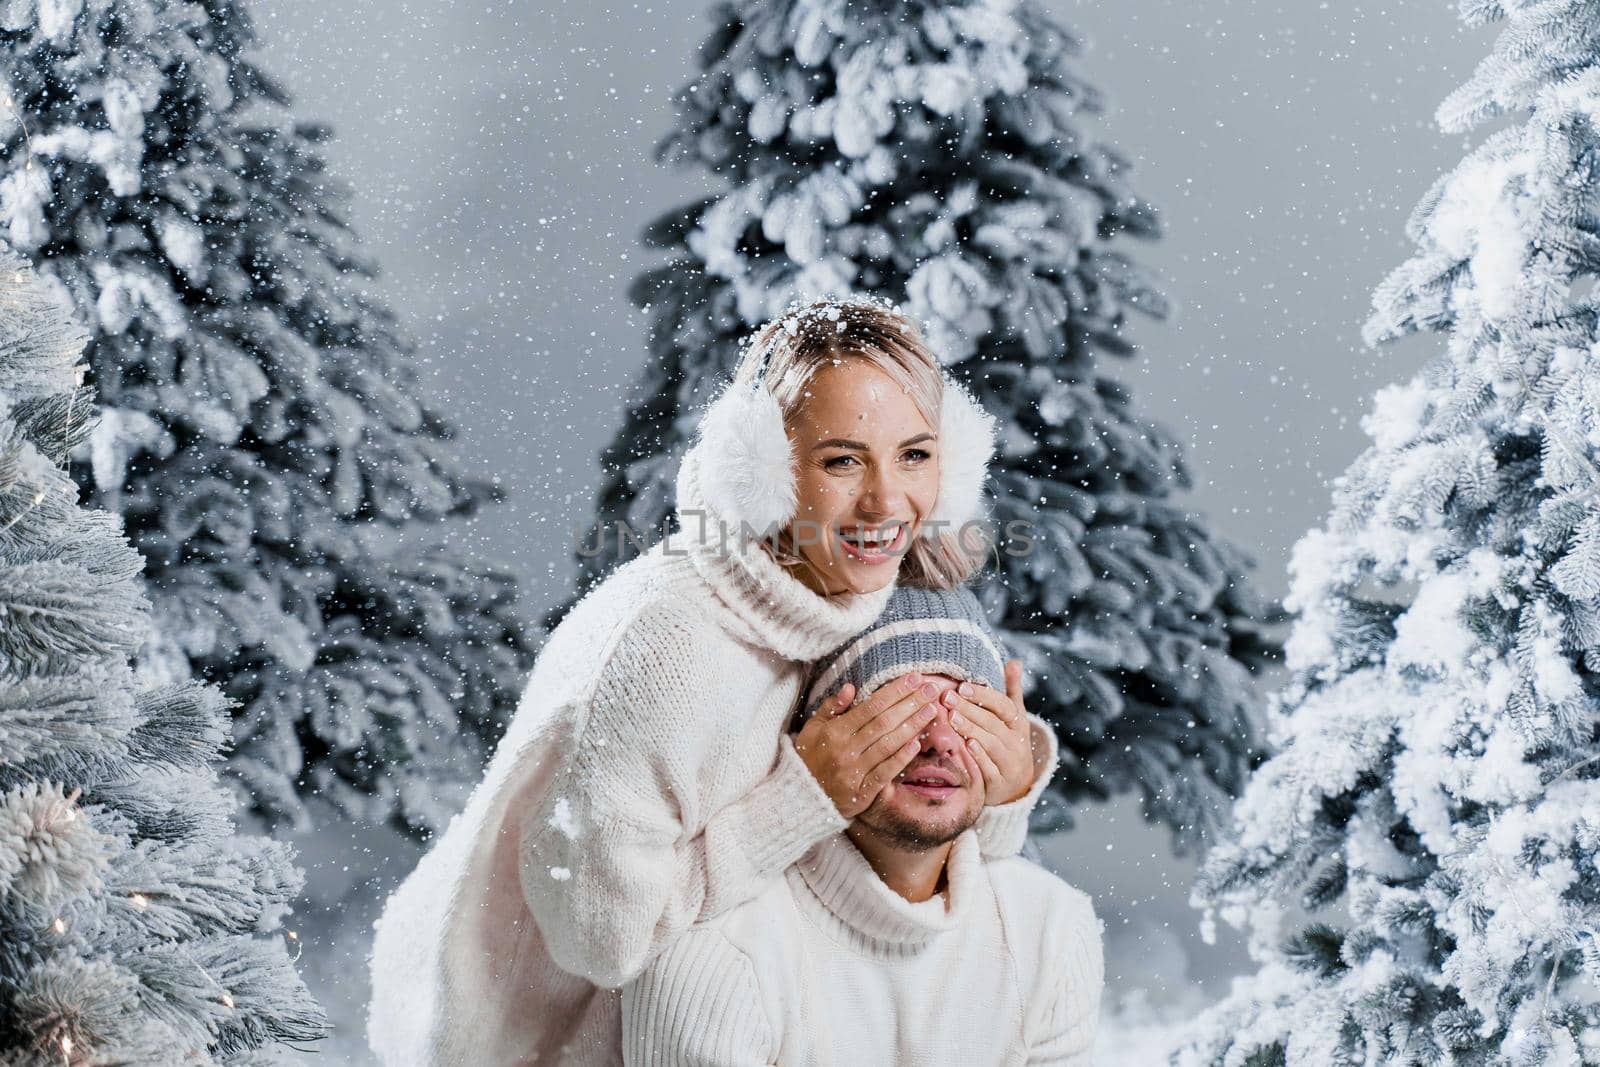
[
  {"left": 1025, "top": 885, "right": 1104, "bottom": 1065},
  {"left": 518, "top": 616, "right": 847, "bottom": 989},
  {"left": 973, "top": 712, "right": 1059, "bottom": 859},
  {"left": 622, "top": 928, "right": 776, "bottom": 1066}
]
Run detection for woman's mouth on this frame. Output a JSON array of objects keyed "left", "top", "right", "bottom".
[{"left": 837, "top": 523, "right": 907, "bottom": 564}]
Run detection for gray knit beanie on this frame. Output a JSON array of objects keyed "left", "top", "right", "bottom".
[{"left": 796, "top": 585, "right": 1008, "bottom": 724}]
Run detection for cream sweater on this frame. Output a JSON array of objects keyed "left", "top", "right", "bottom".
[
  {"left": 620, "top": 830, "right": 1104, "bottom": 1066},
  {"left": 365, "top": 443, "right": 1053, "bottom": 1066}
]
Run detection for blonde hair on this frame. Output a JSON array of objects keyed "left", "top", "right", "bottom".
[{"left": 734, "top": 295, "right": 995, "bottom": 591}]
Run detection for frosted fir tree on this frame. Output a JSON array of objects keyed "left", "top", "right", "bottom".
[
  {"left": 0, "top": 243, "right": 326, "bottom": 1064},
  {"left": 0, "top": 4, "right": 538, "bottom": 836},
  {"left": 1177, "top": 4, "right": 1600, "bottom": 1063},
  {"left": 547, "top": 0, "right": 1272, "bottom": 846}
]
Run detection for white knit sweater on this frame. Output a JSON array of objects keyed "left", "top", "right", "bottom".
[
  {"left": 620, "top": 829, "right": 1104, "bottom": 1066},
  {"left": 365, "top": 443, "right": 1053, "bottom": 1066}
]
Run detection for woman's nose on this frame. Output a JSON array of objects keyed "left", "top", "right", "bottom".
[{"left": 857, "top": 463, "right": 910, "bottom": 517}]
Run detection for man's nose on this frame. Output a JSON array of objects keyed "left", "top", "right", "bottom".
[{"left": 918, "top": 705, "right": 963, "bottom": 756}]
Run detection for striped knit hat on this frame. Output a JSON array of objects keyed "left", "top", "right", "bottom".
[{"left": 796, "top": 585, "right": 1008, "bottom": 724}]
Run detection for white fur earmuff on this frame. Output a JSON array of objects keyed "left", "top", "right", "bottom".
[
  {"left": 693, "top": 377, "right": 799, "bottom": 537},
  {"left": 925, "top": 376, "right": 998, "bottom": 531},
  {"left": 691, "top": 371, "right": 998, "bottom": 539}
]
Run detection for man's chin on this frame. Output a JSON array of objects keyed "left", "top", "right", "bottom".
[{"left": 858, "top": 798, "right": 978, "bottom": 850}]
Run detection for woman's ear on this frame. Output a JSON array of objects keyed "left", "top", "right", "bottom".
[
  {"left": 925, "top": 376, "right": 998, "bottom": 532},
  {"left": 690, "top": 380, "right": 798, "bottom": 537}
]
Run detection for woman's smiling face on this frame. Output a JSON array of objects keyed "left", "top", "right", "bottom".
[{"left": 784, "top": 357, "right": 940, "bottom": 596}]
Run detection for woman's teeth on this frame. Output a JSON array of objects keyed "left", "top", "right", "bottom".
[
  {"left": 840, "top": 525, "right": 901, "bottom": 546},
  {"left": 838, "top": 525, "right": 906, "bottom": 563}
]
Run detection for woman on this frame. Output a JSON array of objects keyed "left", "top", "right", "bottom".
[{"left": 366, "top": 295, "right": 1059, "bottom": 1065}]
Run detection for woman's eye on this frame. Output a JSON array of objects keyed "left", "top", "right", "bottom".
[{"left": 827, "top": 450, "right": 928, "bottom": 470}]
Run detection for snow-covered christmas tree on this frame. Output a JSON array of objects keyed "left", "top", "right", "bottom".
[
  {"left": 0, "top": 2, "right": 538, "bottom": 836},
  {"left": 1178, "top": 3, "right": 1600, "bottom": 1062},
  {"left": 0, "top": 241, "right": 326, "bottom": 1063},
  {"left": 546, "top": 0, "right": 1272, "bottom": 846}
]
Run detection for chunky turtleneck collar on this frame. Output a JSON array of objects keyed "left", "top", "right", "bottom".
[
  {"left": 668, "top": 442, "right": 898, "bottom": 662},
  {"left": 791, "top": 830, "right": 982, "bottom": 954}
]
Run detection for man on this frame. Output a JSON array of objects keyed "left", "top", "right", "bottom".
[{"left": 621, "top": 588, "right": 1104, "bottom": 1065}]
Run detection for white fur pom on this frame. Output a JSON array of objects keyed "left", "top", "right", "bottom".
[
  {"left": 927, "top": 377, "right": 998, "bottom": 532},
  {"left": 692, "top": 381, "right": 798, "bottom": 536}
]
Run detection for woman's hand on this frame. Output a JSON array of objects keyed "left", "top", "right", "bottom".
[
  {"left": 942, "top": 659, "right": 1035, "bottom": 806},
  {"left": 794, "top": 672, "right": 942, "bottom": 819}
]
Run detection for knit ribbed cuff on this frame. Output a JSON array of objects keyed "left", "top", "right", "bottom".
[
  {"left": 728, "top": 734, "right": 849, "bottom": 883},
  {"left": 973, "top": 713, "right": 1059, "bottom": 859}
]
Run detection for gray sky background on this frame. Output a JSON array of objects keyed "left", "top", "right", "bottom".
[
  {"left": 253, "top": 0, "right": 1497, "bottom": 608},
  {"left": 251, "top": 0, "right": 1503, "bottom": 1052}
]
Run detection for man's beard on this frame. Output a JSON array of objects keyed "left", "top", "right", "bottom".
[
  {"left": 857, "top": 804, "right": 975, "bottom": 849},
  {"left": 856, "top": 757, "right": 981, "bottom": 850}
]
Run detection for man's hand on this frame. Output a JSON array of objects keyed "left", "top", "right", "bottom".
[
  {"left": 794, "top": 672, "right": 941, "bottom": 819},
  {"left": 942, "top": 659, "right": 1034, "bottom": 806}
]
